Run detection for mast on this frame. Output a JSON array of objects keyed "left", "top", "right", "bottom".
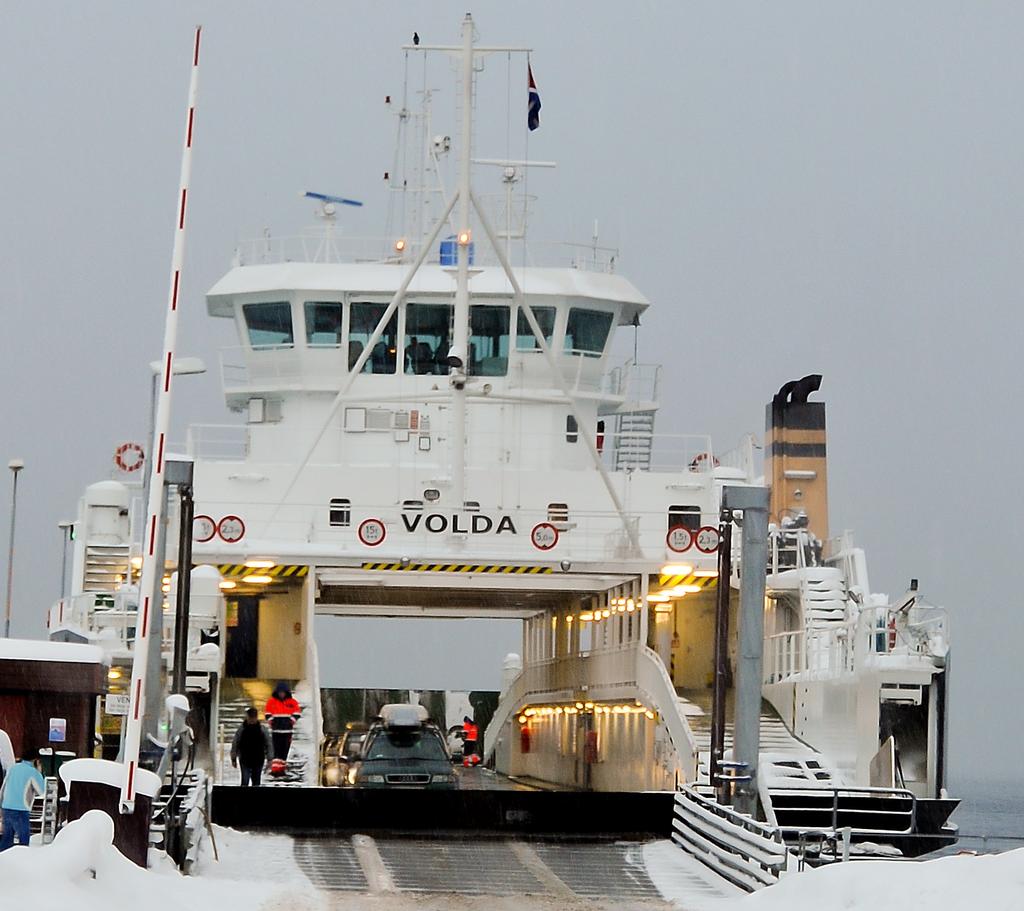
[
  {"left": 120, "top": 26, "right": 201, "bottom": 813},
  {"left": 450, "top": 12, "right": 474, "bottom": 512}
]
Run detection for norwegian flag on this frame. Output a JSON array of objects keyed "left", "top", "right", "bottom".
[{"left": 528, "top": 63, "right": 542, "bottom": 132}]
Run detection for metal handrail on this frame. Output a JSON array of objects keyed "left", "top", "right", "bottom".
[{"left": 775, "top": 785, "right": 918, "bottom": 836}]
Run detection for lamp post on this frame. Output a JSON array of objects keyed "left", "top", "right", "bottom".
[
  {"left": 58, "top": 519, "right": 74, "bottom": 602},
  {"left": 4, "top": 458, "right": 25, "bottom": 638}
]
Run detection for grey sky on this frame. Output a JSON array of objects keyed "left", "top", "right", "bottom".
[{"left": 1, "top": 3, "right": 1020, "bottom": 783}]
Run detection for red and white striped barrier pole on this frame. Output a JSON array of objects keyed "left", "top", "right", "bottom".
[{"left": 120, "top": 26, "right": 201, "bottom": 814}]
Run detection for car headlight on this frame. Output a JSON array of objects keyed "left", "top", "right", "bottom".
[
  {"left": 347, "top": 768, "right": 358, "bottom": 785},
  {"left": 432, "top": 773, "right": 454, "bottom": 783}
]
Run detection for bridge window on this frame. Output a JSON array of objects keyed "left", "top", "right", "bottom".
[
  {"left": 350, "top": 303, "right": 398, "bottom": 373},
  {"left": 515, "top": 306, "right": 556, "bottom": 351},
  {"left": 305, "top": 301, "right": 344, "bottom": 346},
  {"left": 469, "top": 305, "right": 510, "bottom": 376},
  {"left": 668, "top": 505, "right": 701, "bottom": 532},
  {"left": 565, "top": 308, "right": 614, "bottom": 357},
  {"left": 329, "top": 498, "right": 351, "bottom": 527},
  {"left": 243, "top": 302, "right": 294, "bottom": 348},
  {"left": 404, "top": 303, "right": 453, "bottom": 375}
]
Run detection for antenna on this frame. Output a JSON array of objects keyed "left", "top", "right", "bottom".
[
  {"left": 303, "top": 190, "right": 364, "bottom": 217},
  {"left": 302, "top": 191, "right": 364, "bottom": 262}
]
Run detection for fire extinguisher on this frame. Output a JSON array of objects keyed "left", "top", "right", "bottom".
[
  {"left": 584, "top": 729, "right": 599, "bottom": 764},
  {"left": 520, "top": 725, "right": 532, "bottom": 754},
  {"left": 887, "top": 615, "right": 897, "bottom": 651},
  {"left": 596, "top": 420, "right": 605, "bottom": 454}
]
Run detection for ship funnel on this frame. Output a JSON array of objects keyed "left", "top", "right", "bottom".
[{"left": 766, "top": 375, "right": 828, "bottom": 539}]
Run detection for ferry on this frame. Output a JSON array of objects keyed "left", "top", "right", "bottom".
[{"left": 39, "top": 14, "right": 956, "bottom": 889}]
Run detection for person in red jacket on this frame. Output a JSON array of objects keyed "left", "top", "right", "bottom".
[
  {"left": 264, "top": 681, "right": 302, "bottom": 764},
  {"left": 462, "top": 715, "right": 479, "bottom": 765}
]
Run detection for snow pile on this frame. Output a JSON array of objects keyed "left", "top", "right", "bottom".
[
  {"left": 0, "top": 811, "right": 324, "bottom": 911},
  {"left": 745, "top": 849, "right": 1024, "bottom": 911}
]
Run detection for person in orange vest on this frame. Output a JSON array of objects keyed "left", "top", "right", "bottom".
[
  {"left": 264, "top": 681, "right": 302, "bottom": 769},
  {"left": 462, "top": 715, "right": 479, "bottom": 765}
]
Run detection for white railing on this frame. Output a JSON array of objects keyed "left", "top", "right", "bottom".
[
  {"left": 602, "top": 361, "right": 661, "bottom": 403},
  {"left": 717, "top": 434, "right": 759, "bottom": 482},
  {"left": 185, "top": 424, "right": 249, "bottom": 461},
  {"left": 183, "top": 417, "right": 716, "bottom": 477},
  {"left": 765, "top": 600, "right": 949, "bottom": 686},
  {"left": 672, "top": 786, "right": 790, "bottom": 892},
  {"left": 232, "top": 230, "right": 619, "bottom": 273},
  {"left": 637, "top": 647, "right": 699, "bottom": 783},
  {"left": 764, "top": 625, "right": 855, "bottom": 685}
]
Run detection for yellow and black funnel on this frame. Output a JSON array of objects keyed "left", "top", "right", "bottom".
[{"left": 765, "top": 375, "right": 828, "bottom": 538}]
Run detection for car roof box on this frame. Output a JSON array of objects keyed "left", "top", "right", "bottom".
[{"left": 379, "top": 703, "right": 429, "bottom": 727}]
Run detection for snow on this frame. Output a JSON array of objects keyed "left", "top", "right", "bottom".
[
  {"left": 0, "top": 637, "right": 107, "bottom": 664},
  {"left": 0, "top": 813, "right": 324, "bottom": 911},
  {"left": 7, "top": 809, "right": 1024, "bottom": 911},
  {"left": 60, "top": 758, "right": 162, "bottom": 799},
  {"left": 743, "top": 849, "right": 1024, "bottom": 911},
  {"left": 644, "top": 839, "right": 745, "bottom": 908}
]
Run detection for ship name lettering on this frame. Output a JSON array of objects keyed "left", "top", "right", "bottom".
[{"left": 399, "top": 512, "right": 518, "bottom": 535}]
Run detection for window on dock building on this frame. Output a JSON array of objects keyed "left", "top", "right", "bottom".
[
  {"left": 305, "top": 301, "right": 344, "bottom": 346},
  {"left": 469, "top": 305, "right": 510, "bottom": 376},
  {"left": 515, "top": 306, "right": 556, "bottom": 351},
  {"left": 350, "top": 302, "right": 398, "bottom": 373},
  {"left": 564, "top": 308, "right": 614, "bottom": 357},
  {"left": 243, "top": 302, "right": 294, "bottom": 348},
  {"left": 329, "top": 498, "right": 351, "bottom": 527},
  {"left": 404, "top": 303, "right": 453, "bottom": 375}
]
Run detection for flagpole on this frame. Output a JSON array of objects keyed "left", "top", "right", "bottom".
[{"left": 120, "top": 26, "right": 201, "bottom": 814}]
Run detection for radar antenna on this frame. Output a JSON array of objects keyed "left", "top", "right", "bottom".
[{"left": 302, "top": 191, "right": 364, "bottom": 261}]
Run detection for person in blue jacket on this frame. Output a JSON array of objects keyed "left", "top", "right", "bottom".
[{"left": 0, "top": 748, "right": 45, "bottom": 851}]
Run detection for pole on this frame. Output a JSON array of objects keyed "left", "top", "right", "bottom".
[
  {"left": 450, "top": 12, "right": 474, "bottom": 512},
  {"left": 710, "top": 509, "right": 733, "bottom": 800},
  {"left": 4, "top": 462, "right": 24, "bottom": 638},
  {"left": 121, "top": 26, "right": 201, "bottom": 813},
  {"left": 59, "top": 525, "right": 70, "bottom": 602},
  {"left": 722, "top": 486, "right": 770, "bottom": 817},
  {"left": 171, "top": 484, "right": 194, "bottom": 696}
]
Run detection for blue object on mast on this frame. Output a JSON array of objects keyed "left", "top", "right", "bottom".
[{"left": 304, "top": 191, "right": 363, "bottom": 207}]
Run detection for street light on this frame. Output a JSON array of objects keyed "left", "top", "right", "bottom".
[
  {"left": 58, "top": 519, "right": 74, "bottom": 602},
  {"left": 4, "top": 458, "right": 25, "bottom": 638},
  {"left": 147, "top": 357, "right": 207, "bottom": 461}
]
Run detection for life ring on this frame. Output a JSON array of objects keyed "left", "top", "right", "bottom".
[
  {"left": 689, "top": 451, "right": 720, "bottom": 472},
  {"left": 114, "top": 442, "right": 145, "bottom": 473}
]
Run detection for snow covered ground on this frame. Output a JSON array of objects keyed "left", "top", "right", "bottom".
[{"left": 5, "top": 811, "right": 1024, "bottom": 911}]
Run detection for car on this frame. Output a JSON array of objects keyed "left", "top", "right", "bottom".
[
  {"left": 321, "top": 723, "right": 368, "bottom": 787},
  {"left": 349, "top": 704, "right": 457, "bottom": 789}
]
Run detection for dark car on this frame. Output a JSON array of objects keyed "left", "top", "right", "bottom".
[
  {"left": 321, "top": 724, "right": 368, "bottom": 787},
  {"left": 350, "top": 704, "right": 456, "bottom": 789}
]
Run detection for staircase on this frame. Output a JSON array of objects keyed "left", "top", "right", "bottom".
[
  {"left": 801, "top": 568, "right": 849, "bottom": 630},
  {"left": 613, "top": 409, "right": 656, "bottom": 471},
  {"left": 216, "top": 678, "right": 315, "bottom": 786},
  {"left": 677, "top": 689, "right": 838, "bottom": 789},
  {"left": 150, "top": 767, "right": 203, "bottom": 862}
]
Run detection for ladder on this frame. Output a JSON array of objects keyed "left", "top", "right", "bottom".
[{"left": 613, "top": 409, "right": 656, "bottom": 471}]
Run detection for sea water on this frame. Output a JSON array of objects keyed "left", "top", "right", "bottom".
[{"left": 941, "top": 780, "right": 1024, "bottom": 855}]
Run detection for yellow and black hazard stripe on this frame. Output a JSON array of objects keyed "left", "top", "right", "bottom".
[
  {"left": 656, "top": 572, "right": 718, "bottom": 591},
  {"left": 217, "top": 564, "right": 309, "bottom": 578},
  {"left": 361, "top": 562, "right": 553, "bottom": 574}
]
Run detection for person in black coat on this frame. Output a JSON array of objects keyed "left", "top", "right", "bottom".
[{"left": 230, "top": 707, "right": 274, "bottom": 786}]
